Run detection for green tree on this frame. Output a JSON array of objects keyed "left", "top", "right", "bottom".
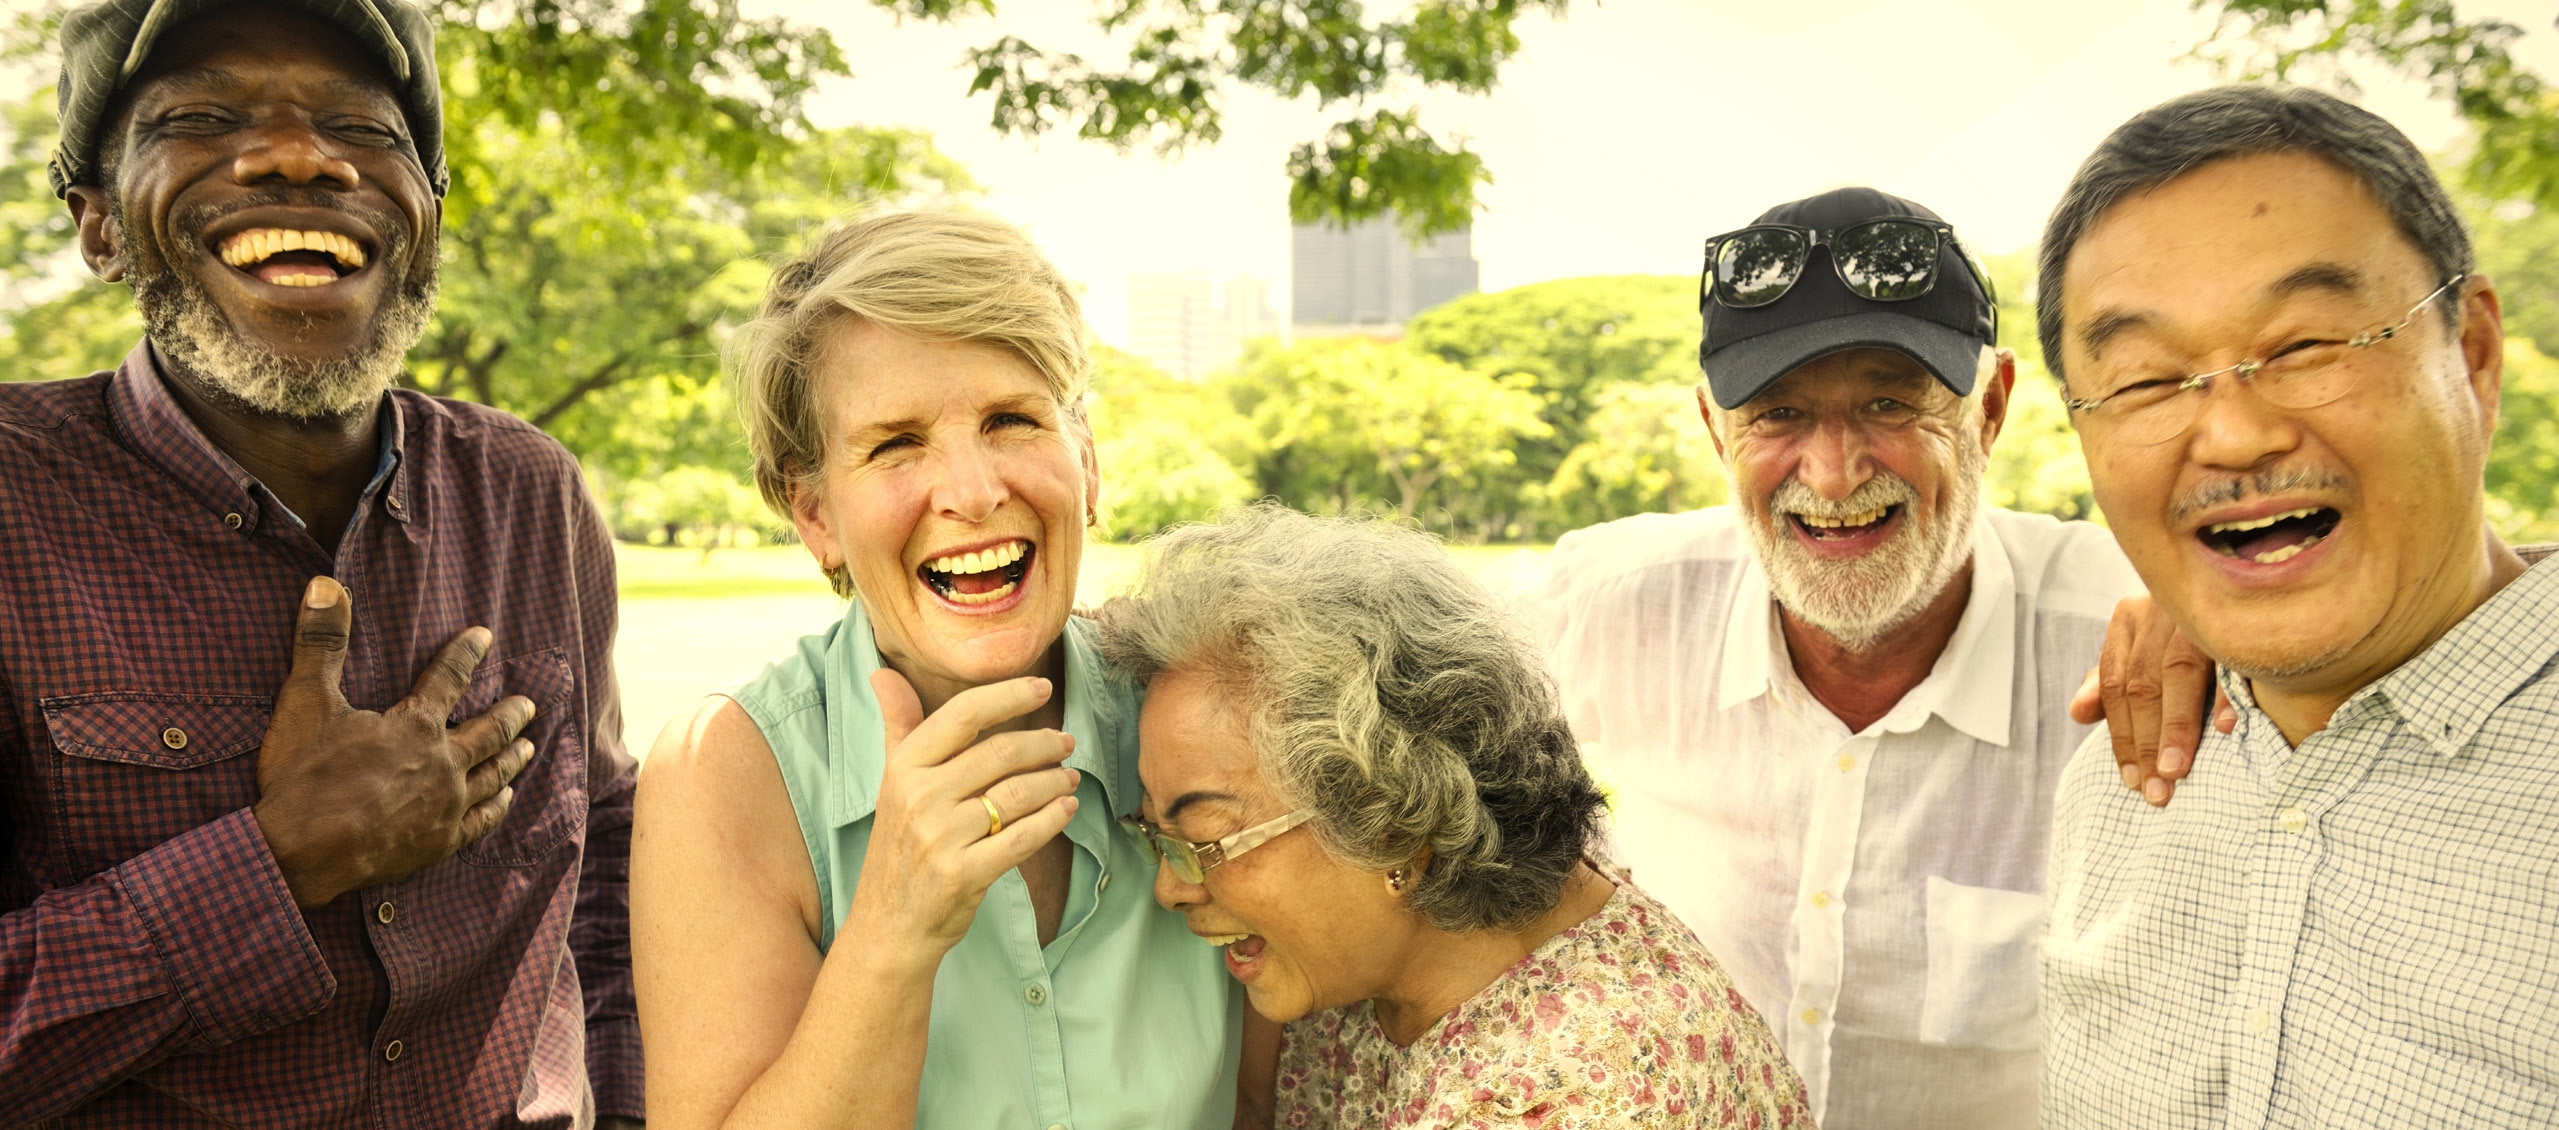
[
  {"left": 1544, "top": 379, "right": 1726, "bottom": 527},
  {"left": 2193, "top": 2, "right": 2559, "bottom": 210},
  {"left": 0, "top": 1, "right": 967, "bottom": 538},
  {"left": 956, "top": 0, "right": 1570, "bottom": 237},
  {"left": 1086, "top": 346, "right": 1257, "bottom": 539},
  {"left": 1403, "top": 274, "right": 1699, "bottom": 535},
  {"left": 1981, "top": 246, "right": 2098, "bottom": 522},
  {"left": 2489, "top": 336, "right": 2559, "bottom": 541},
  {"left": 1220, "top": 336, "right": 1551, "bottom": 529}
]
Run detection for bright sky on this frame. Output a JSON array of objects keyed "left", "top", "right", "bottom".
[{"left": 751, "top": 0, "right": 2559, "bottom": 347}]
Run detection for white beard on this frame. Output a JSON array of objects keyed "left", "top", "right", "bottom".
[
  {"left": 119, "top": 196, "right": 434, "bottom": 421},
  {"left": 1745, "top": 442, "right": 1984, "bottom": 654}
]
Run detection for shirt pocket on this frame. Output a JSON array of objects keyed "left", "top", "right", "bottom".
[
  {"left": 1918, "top": 876, "right": 2044, "bottom": 1052},
  {"left": 2340, "top": 1030, "right": 2559, "bottom": 1127},
  {"left": 452, "top": 647, "right": 587, "bottom": 868},
  {"left": 41, "top": 691, "right": 272, "bottom": 878}
]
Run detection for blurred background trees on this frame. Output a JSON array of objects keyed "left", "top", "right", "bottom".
[{"left": 2, "top": 0, "right": 2554, "bottom": 548}]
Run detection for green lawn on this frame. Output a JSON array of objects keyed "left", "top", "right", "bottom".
[{"left": 609, "top": 539, "right": 1552, "bottom": 757}]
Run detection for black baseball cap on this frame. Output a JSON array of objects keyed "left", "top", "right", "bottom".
[
  {"left": 50, "top": 0, "right": 447, "bottom": 198},
  {"left": 1699, "top": 187, "right": 1995, "bottom": 409}
]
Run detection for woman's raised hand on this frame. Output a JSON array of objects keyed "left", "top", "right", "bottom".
[{"left": 844, "top": 669, "right": 1082, "bottom": 959}]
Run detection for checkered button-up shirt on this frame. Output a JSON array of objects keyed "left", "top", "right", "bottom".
[
  {"left": 0, "top": 346, "right": 639, "bottom": 1126},
  {"left": 2043, "top": 550, "right": 2559, "bottom": 1130}
]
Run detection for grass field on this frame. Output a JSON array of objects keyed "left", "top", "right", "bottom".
[{"left": 610, "top": 540, "right": 1552, "bottom": 758}]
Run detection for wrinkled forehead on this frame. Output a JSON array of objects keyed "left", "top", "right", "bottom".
[
  {"left": 2061, "top": 152, "right": 2429, "bottom": 349},
  {"left": 1135, "top": 665, "right": 1272, "bottom": 824}
]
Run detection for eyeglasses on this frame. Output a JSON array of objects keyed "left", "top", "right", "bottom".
[
  {"left": 1702, "top": 219, "right": 1997, "bottom": 327},
  {"left": 2062, "top": 275, "right": 2466, "bottom": 448},
  {"left": 1121, "top": 809, "right": 1310, "bottom": 884}
]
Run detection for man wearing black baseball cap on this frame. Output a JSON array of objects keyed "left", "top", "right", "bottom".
[
  {"left": 0, "top": 2, "right": 640, "bottom": 1125},
  {"left": 1524, "top": 186, "right": 2141, "bottom": 1129}
]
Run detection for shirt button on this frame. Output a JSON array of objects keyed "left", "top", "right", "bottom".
[
  {"left": 1810, "top": 891, "right": 1833, "bottom": 910},
  {"left": 223, "top": 512, "right": 243, "bottom": 529},
  {"left": 2277, "top": 807, "right": 2309, "bottom": 834},
  {"left": 1097, "top": 871, "right": 1111, "bottom": 893},
  {"left": 159, "top": 727, "right": 188, "bottom": 751},
  {"left": 2244, "top": 1007, "right": 2273, "bottom": 1035},
  {"left": 376, "top": 901, "right": 395, "bottom": 925},
  {"left": 1800, "top": 1008, "right": 1822, "bottom": 1025},
  {"left": 1835, "top": 754, "right": 1855, "bottom": 773},
  {"left": 382, "top": 1039, "right": 404, "bottom": 1062},
  {"left": 1046, "top": 1124, "right": 1067, "bottom": 1130},
  {"left": 387, "top": 495, "right": 405, "bottom": 512},
  {"left": 1024, "top": 983, "right": 1048, "bottom": 1006}
]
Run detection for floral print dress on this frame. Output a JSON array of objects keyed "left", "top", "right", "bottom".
[{"left": 1273, "top": 868, "right": 1812, "bottom": 1129}]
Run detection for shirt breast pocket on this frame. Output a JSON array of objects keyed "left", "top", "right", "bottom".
[
  {"left": 1918, "top": 876, "right": 2044, "bottom": 1052},
  {"left": 41, "top": 691, "right": 273, "bottom": 878},
  {"left": 451, "top": 647, "right": 587, "bottom": 868}
]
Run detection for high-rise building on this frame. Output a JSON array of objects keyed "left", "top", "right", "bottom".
[
  {"left": 1224, "top": 274, "right": 1282, "bottom": 352},
  {"left": 1290, "top": 212, "right": 1478, "bottom": 336},
  {"left": 1127, "top": 272, "right": 1281, "bottom": 379}
]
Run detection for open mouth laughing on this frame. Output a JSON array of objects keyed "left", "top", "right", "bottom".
[
  {"left": 2197, "top": 507, "right": 2340, "bottom": 565},
  {"left": 215, "top": 227, "right": 371, "bottom": 288},
  {"left": 1197, "top": 931, "right": 1268, "bottom": 979},
  {"left": 1789, "top": 504, "right": 1900, "bottom": 541},
  {"left": 917, "top": 538, "right": 1034, "bottom": 606}
]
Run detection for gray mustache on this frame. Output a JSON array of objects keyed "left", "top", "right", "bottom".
[
  {"left": 2168, "top": 468, "right": 2353, "bottom": 523},
  {"left": 1769, "top": 473, "right": 1920, "bottom": 519}
]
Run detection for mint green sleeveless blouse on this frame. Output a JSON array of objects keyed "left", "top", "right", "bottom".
[{"left": 727, "top": 606, "right": 1242, "bottom": 1129}]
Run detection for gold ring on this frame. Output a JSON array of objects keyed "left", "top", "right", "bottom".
[{"left": 981, "top": 794, "right": 1005, "bottom": 838}]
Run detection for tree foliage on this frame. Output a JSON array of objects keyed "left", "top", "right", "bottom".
[
  {"left": 0, "top": 0, "right": 966, "bottom": 545},
  {"left": 2194, "top": 1, "right": 2559, "bottom": 209},
  {"left": 2488, "top": 336, "right": 2559, "bottom": 542},
  {"left": 956, "top": 0, "right": 1567, "bottom": 236}
]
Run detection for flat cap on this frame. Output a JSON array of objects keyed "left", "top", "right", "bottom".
[{"left": 49, "top": 0, "right": 447, "bottom": 198}]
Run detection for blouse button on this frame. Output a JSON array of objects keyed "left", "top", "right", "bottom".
[
  {"left": 160, "top": 727, "right": 188, "bottom": 751},
  {"left": 1800, "top": 1008, "right": 1822, "bottom": 1026}
]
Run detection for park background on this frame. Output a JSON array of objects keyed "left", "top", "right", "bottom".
[{"left": 4, "top": 0, "right": 2558, "bottom": 756}]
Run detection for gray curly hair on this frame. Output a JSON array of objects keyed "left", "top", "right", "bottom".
[{"left": 1094, "top": 505, "right": 1606, "bottom": 933}]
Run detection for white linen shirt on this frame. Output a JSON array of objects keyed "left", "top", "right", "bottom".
[
  {"left": 2042, "top": 553, "right": 2559, "bottom": 1130},
  {"left": 1523, "top": 505, "right": 2142, "bottom": 1130}
]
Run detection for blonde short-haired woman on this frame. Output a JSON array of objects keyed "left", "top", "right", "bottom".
[{"left": 632, "top": 211, "right": 1238, "bottom": 1128}]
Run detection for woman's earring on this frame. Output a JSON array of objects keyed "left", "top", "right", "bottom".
[{"left": 1385, "top": 868, "right": 1406, "bottom": 894}]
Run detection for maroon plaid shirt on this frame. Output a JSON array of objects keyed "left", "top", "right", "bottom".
[{"left": 0, "top": 345, "right": 640, "bottom": 1126}]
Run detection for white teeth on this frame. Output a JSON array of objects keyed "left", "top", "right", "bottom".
[
  {"left": 1200, "top": 933, "right": 1250, "bottom": 947},
  {"left": 1795, "top": 506, "right": 1889, "bottom": 529},
  {"left": 2250, "top": 537, "right": 2320, "bottom": 565},
  {"left": 941, "top": 580, "right": 1018, "bottom": 605},
  {"left": 215, "top": 228, "right": 368, "bottom": 270},
  {"left": 2206, "top": 508, "right": 2320, "bottom": 536},
  {"left": 927, "top": 539, "right": 1028, "bottom": 576}
]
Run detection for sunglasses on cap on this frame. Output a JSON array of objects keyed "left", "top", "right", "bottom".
[{"left": 1703, "top": 219, "right": 1997, "bottom": 330}]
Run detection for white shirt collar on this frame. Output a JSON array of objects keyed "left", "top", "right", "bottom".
[{"left": 1716, "top": 505, "right": 2019, "bottom": 746}]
